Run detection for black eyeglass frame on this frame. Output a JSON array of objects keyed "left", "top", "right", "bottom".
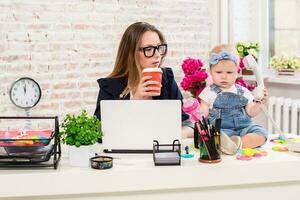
[{"left": 139, "top": 44, "right": 168, "bottom": 58}]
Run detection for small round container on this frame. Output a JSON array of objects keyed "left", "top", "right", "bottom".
[{"left": 90, "top": 156, "right": 113, "bottom": 170}]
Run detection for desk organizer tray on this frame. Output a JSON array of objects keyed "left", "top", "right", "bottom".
[
  {"left": 0, "top": 116, "right": 61, "bottom": 169},
  {"left": 0, "top": 129, "right": 54, "bottom": 147},
  {"left": 0, "top": 145, "right": 54, "bottom": 163},
  {"left": 153, "top": 139, "right": 181, "bottom": 166}
]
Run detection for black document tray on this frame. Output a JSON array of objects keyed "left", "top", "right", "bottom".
[
  {"left": 153, "top": 139, "right": 181, "bottom": 166},
  {"left": 0, "top": 145, "right": 54, "bottom": 163},
  {"left": 0, "top": 130, "right": 54, "bottom": 147},
  {"left": 0, "top": 116, "right": 61, "bottom": 169}
]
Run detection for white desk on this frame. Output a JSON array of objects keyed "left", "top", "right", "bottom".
[{"left": 1, "top": 140, "right": 300, "bottom": 200}]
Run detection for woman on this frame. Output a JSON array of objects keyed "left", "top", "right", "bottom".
[{"left": 94, "top": 22, "right": 193, "bottom": 137}]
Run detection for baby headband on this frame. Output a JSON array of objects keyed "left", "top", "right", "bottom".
[{"left": 209, "top": 50, "right": 239, "bottom": 67}]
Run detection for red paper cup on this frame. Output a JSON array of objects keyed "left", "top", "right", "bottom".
[{"left": 142, "top": 68, "right": 162, "bottom": 95}]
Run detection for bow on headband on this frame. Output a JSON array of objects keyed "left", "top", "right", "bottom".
[{"left": 209, "top": 50, "right": 239, "bottom": 67}]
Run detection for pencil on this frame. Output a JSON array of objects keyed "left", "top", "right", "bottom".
[{"left": 196, "top": 122, "right": 212, "bottom": 160}]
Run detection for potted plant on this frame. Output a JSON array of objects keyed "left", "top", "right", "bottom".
[
  {"left": 270, "top": 55, "right": 300, "bottom": 76},
  {"left": 60, "top": 110, "right": 102, "bottom": 167}
]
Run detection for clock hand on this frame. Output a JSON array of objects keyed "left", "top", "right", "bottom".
[{"left": 23, "top": 84, "right": 26, "bottom": 94}]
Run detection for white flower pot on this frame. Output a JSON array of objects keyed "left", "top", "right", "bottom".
[{"left": 68, "top": 144, "right": 97, "bottom": 167}]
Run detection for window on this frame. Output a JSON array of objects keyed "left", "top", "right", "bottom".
[
  {"left": 269, "top": 0, "right": 300, "bottom": 57},
  {"left": 221, "top": 0, "right": 300, "bottom": 76}
]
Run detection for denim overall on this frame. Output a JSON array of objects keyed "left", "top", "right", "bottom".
[{"left": 208, "top": 84, "right": 268, "bottom": 138}]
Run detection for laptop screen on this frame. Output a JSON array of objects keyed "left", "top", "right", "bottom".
[{"left": 100, "top": 100, "right": 182, "bottom": 153}]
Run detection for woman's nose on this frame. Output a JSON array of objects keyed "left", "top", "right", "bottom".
[{"left": 153, "top": 48, "right": 161, "bottom": 58}]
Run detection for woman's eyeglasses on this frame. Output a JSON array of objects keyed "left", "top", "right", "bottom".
[{"left": 139, "top": 44, "right": 167, "bottom": 58}]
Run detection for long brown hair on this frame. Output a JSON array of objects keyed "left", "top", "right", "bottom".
[{"left": 108, "top": 22, "right": 167, "bottom": 97}]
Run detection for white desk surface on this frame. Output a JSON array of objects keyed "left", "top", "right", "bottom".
[{"left": 1, "top": 137, "right": 300, "bottom": 200}]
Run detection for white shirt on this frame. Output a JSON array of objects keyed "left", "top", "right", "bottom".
[{"left": 199, "top": 84, "right": 254, "bottom": 109}]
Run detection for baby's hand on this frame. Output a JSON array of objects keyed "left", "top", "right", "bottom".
[{"left": 260, "top": 88, "right": 268, "bottom": 104}]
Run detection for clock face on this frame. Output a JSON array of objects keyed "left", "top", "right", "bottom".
[{"left": 9, "top": 77, "right": 42, "bottom": 109}]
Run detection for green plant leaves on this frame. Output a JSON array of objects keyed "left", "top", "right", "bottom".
[{"left": 59, "top": 110, "right": 102, "bottom": 147}]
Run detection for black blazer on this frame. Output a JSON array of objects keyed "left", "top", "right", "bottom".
[{"left": 94, "top": 67, "right": 189, "bottom": 121}]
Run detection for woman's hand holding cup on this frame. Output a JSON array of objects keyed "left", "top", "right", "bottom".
[{"left": 132, "top": 68, "right": 162, "bottom": 99}]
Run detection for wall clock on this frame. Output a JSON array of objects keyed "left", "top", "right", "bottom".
[{"left": 9, "top": 77, "right": 42, "bottom": 109}]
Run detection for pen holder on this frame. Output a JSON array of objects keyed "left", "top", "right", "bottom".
[
  {"left": 198, "top": 138, "right": 221, "bottom": 163},
  {"left": 195, "top": 120, "right": 221, "bottom": 164}
]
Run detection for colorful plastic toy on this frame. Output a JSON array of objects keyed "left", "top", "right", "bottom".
[
  {"left": 270, "top": 136, "right": 298, "bottom": 144},
  {"left": 271, "top": 146, "right": 288, "bottom": 152},
  {"left": 236, "top": 148, "right": 267, "bottom": 161}
]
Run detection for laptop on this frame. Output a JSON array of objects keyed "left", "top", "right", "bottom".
[{"left": 100, "top": 100, "right": 182, "bottom": 153}]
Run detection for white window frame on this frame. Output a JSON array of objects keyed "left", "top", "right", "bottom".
[
  {"left": 219, "top": 0, "right": 273, "bottom": 75},
  {"left": 209, "top": 0, "right": 232, "bottom": 45},
  {"left": 258, "top": 0, "right": 270, "bottom": 74}
]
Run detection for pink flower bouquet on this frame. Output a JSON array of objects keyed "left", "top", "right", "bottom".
[{"left": 180, "top": 58, "right": 208, "bottom": 100}]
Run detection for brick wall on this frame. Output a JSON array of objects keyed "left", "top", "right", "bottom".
[{"left": 0, "top": 0, "right": 214, "bottom": 121}]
